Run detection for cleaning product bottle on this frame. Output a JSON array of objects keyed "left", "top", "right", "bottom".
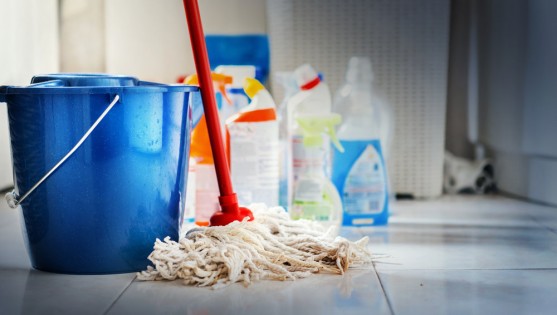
[
  {"left": 185, "top": 73, "right": 232, "bottom": 226},
  {"left": 291, "top": 115, "right": 344, "bottom": 230},
  {"left": 225, "top": 78, "right": 279, "bottom": 206},
  {"left": 215, "top": 65, "right": 256, "bottom": 127},
  {"left": 286, "top": 64, "right": 333, "bottom": 209},
  {"left": 333, "top": 57, "right": 394, "bottom": 160},
  {"left": 274, "top": 72, "right": 299, "bottom": 209},
  {"left": 332, "top": 57, "right": 390, "bottom": 226}
]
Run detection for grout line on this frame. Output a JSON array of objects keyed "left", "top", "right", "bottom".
[
  {"left": 103, "top": 275, "right": 137, "bottom": 315},
  {"left": 373, "top": 264, "right": 396, "bottom": 315},
  {"left": 527, "top": 213, "right": 557, "bottom": 235}
]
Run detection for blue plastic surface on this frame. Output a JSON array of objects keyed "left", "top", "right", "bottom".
[
  {"left": 205, "top": 35, "right": 270, "bottom": 83},
  {"left": 332, "top": 140, "right": 389, "bottom": 226},
  {"left": 0, "top": 74, "right": 202, "bottom": 274}
]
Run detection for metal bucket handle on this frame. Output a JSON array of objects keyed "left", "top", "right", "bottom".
[{"left": 4, "top": 94, "right": 121, "bottom": 209}]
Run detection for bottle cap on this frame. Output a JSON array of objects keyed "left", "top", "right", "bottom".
[
  {"left": 243, "top": 77, "right": 265, "bottom": 99},
  {"left": 294, "top": 64, "right": 321, "bottom": 90},
  {"left": 346, "top": 57, "right": 374, "bottom": 84}
]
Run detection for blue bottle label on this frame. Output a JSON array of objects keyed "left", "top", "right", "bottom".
[{"left": 332, "top": 139, "right": 389, "bottom": 226}]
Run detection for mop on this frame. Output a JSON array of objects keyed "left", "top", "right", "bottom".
[{"left": 137, "top": 0, "right": 373, "bottom": 288}]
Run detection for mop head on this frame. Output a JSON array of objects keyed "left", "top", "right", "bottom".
[{"left": 137, "top": 204, "right": 373, "bottom": 289}]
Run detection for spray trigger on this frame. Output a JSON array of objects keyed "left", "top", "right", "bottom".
[
  {"left": 184, "top": 73, "right": 233, "bottom": 105},
  {"left": 296, "top": 114, "right": 344, "bottom": 152}
]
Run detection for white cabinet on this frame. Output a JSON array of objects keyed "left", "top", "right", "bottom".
[{"left": 478, "top": 0, "right": 557, "bottom": 205}]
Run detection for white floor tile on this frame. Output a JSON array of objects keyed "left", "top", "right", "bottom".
[
  {"left": 0, "top": 269, "right": 135, "bottom": 315},
  {"left": 0, "top": 207, "right": 31, "bottom": 269},
  {"left": 108, "top": 269, "right": 390, "bottom": 315},
  {"left": 0, "top": 200, "right": 136, "bottom": 315},
  {"left": 367, "top": 224, "right": 557, "bottom": 270},
  {"left": 378, "top": 269, "right": 557, "bottom": 315},
  {"left": 367, "top": 196, "right": 557, "bottom": 270},
  {"left": 2, "top": 194, "right": 557, "bottom": 314},
  {"left": 388, "top": 195, "right": 551, "bottom": 228}
]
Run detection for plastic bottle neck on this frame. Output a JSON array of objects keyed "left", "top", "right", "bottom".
[{"left": 246, "top": 89, "right": 275, "bottom": 111}]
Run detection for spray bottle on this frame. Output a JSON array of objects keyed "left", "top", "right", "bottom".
[
  {"left": 286, "top": 64, "right": 333, "bottom": 209},
  {"left": 225, "top": 78, "right": 279, "bottom": 206},
  {"left": 185, "top": 73, "right": 233, "bottom": 226},
  {"left": 332, "top": 57, "right": 390, "bottom": 226},
  {"left": 291, "top": 114, "right": 344, "bottom": 230},
  {"left": 215, "top": 65, "right": 255, "bottom": 133}
]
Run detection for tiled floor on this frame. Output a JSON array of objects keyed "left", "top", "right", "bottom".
[{"left": 1, "top": 195, "right": 557, "bottom": 314}]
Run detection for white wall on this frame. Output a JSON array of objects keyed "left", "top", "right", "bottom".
[
  {"left": 0, "top": 0, "right": 264, "bottom": 189},
  {"left": 104, "top": 0, "right": 266, "bottom": 83},
  {"left": 60, "top": 0, "right": 106, "bottom": 72},
  {"left": 267, "top": 0, "right": 451, "bottom": 197},
  {"left": 0, "top": 0, "right": 59, "bottom": 189}
]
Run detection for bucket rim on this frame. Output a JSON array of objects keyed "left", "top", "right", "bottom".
[
  {"left": 0, "top": 85, "right": 200, "bottom": 95},
  {"left": 0, "top": 73, "right": 200, "bottom": 96}
]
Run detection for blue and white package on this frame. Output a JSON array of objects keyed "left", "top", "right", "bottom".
[
  {"left": 332, "top": 140, "right": 389, "bottom": 226},
  {"left": 205, "top": 34, "right": 270, "bottom": 83}
]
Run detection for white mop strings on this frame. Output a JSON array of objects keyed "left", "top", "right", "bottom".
[{"left": 137, "top": 204, "right": 373, "bottom": 289}]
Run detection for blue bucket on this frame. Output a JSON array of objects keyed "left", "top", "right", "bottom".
[{"left": 0, "top": 74, "right": 203, "bottom": 274}]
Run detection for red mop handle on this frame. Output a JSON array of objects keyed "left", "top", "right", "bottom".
[{"left": 183, "top": 0, "right": 238, "bottom": 214}]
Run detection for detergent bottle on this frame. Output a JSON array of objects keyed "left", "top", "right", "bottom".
[
  {"left": 286, "top": 64, "right": 333, "bottom": 209},
  {"left": 225, "top": 78, "right": 279, "bottom": 206},
  {"left": 334, "top": 57, "right": 394, "bottom": 160},
  {"left": 291, "top": 115, "right": 343, "bottom": 230},
  {"left": 185, "top": 73, "right": 232, "bottom": 226},
  {"left": 274, "top": 72, "right": 299, "bottom": 209},
  {"left": 332, "top": 57, "right": 390, "bottom": 226}
]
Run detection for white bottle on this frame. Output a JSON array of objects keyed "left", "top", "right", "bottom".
[
  {"left": 226, "top": 78, "right": 279, "bottom": 207},
  {"left": 332, "top": 57, "right": 390, "bottom": 226},
  {"left": 333, "top": 57, "right": 394, "bottom": 160},
  {"left": 215, "top": 65, "right": 255, "bottom": 135},
  {"left": 290, "top": 114, "right": 344, "bottom": 232},
  {"left": 286, "top": 64, "right": 343, "bottom": 230},
  {"left": 286, "top": 64, "right": 333, "bottom": 208}
]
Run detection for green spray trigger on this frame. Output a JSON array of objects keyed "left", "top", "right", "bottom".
[{"left": 296, "top": 114, "right": 344, "bottom": 152}]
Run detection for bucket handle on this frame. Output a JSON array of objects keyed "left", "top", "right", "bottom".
[{"left": 5, "top": 94, "right": 121, "bottom": 209}]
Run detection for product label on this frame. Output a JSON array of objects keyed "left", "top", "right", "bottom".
[
  {"left": 332, "top": 139, "right": 389, "bottom": 226},
  {"left": 291, "top": 178, "right": 339, "bottom": 223},
  {"left": 229, "top": 120, "right": 279, "bottom": 206},
  {"left": 291, "top": 201, "right": 333, "bottom": 222},
  {"left": 195, "top": 164, "right": 220, "bottom": 223},
  {"left": 291, "top": 178, "right": 330, "bottom": 221},
  {"left": 291, "top": 134, "right": 331, "bottom": 181}
]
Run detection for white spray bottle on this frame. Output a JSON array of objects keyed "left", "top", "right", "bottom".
[
  {"left": 291, "top": 115, "right": 344, "bottom": 231},
  {"left": 286, "top": 64, "right": 334, "bottom": 207},
  {"left": 286, "top": 64, "right": 343, "bottom": 230}
]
